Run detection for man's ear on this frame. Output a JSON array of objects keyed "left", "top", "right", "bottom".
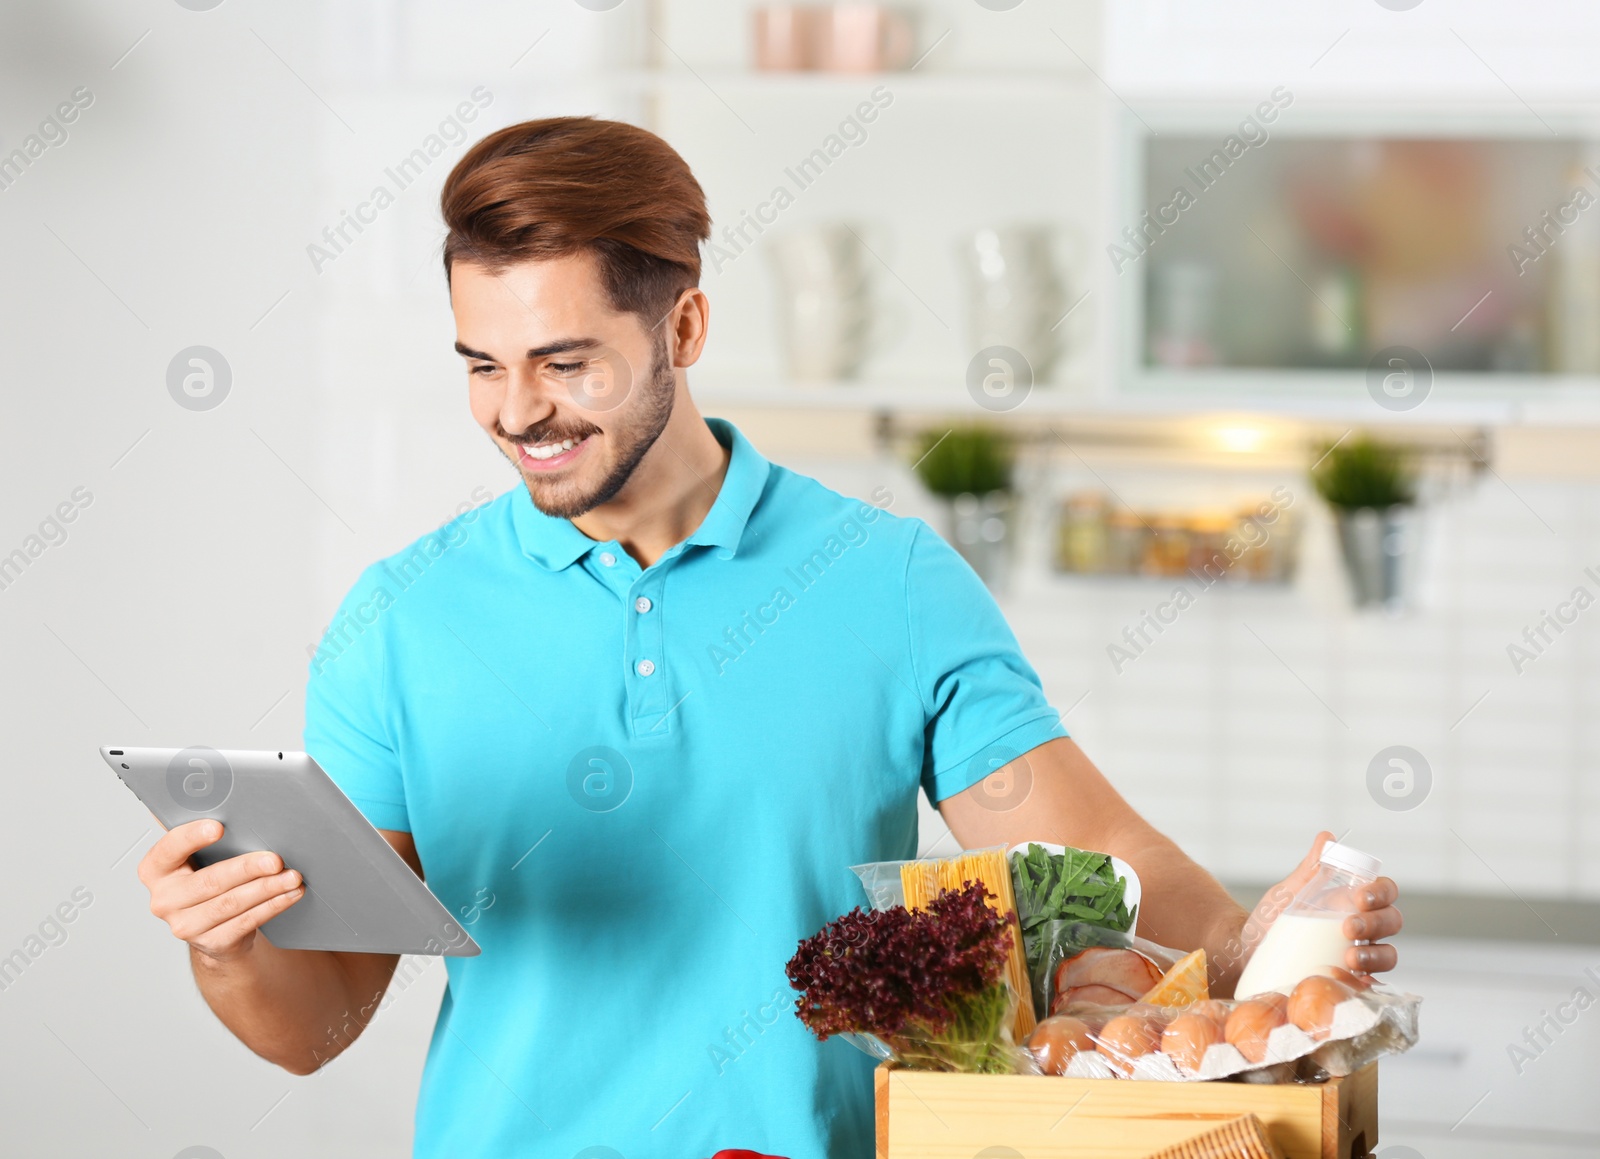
[{"left": 663, "top": 287, "right": 710, "bottom": 369}]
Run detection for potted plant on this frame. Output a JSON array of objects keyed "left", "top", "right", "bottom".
[
  {"left": 1310, "top": 436, "right": 1417, "bottom": 610},
  {"left": 913, "top": 425, "right": 1016, "bottom": 589}
]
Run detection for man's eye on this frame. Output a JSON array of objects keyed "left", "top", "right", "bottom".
[
  {"left": 469, "top": 364, "right": 499, "bottom": 376},
  {"left": 547, "top": 361, "right": 587, "bottom": 375}
]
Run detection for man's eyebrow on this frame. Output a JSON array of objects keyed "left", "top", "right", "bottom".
[
  {"left": 454, "top": 340, "right": 496, "bottom": 361},
  {"left": 453, "top": 339, "right": 603, "bottom": 362}
]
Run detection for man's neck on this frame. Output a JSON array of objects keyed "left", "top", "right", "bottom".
[{"left": 571, "top": 387, "right": 730, "bottom": 569}]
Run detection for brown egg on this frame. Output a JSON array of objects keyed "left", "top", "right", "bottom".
[
  {"left": 1254, "top": 990, "right": 1290, "bottom": 1017},
  {"left": 1186, "top": 999, "right": 1232, "bottom": 1027},
  {"left": 1161, "top": 1012, "right": 1224, "bottom": 1073},
  {"left": 1027, "top": 1016, "right": 1097, "bottom": 1076},
  {"left": 1224, "top": 999, "right": 1287, "bottom": 1064},
  {"left": 1287, "top": 975, "right": 1356, "bottom": 1040},
  {"left": 1095, "top": 1014, "right": 1164, "bottom": 1076}
]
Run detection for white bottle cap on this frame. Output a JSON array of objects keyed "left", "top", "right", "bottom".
[{"left": 1319, "top": 841, "right": 1381, "bottom": 880}]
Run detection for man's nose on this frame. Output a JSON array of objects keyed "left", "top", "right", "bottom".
[{"left": 499, "top": 366, "right": 557, "bottom": 435}]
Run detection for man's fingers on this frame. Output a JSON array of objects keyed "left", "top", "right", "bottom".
[
  {"left": 1345, "top": 905, "right": 1402, "bottom": 942},
  {"left": 166, "top": 870, "right": 302, "bottom": 943},
  {"left": 1279, "top": 830, "right": 1335, "bottom": 893},
  {"left": 1346, "top": 942, "right": 1397, "bottom": 974},
  {"left": 132, "top": 819, "right": 303, "bottom": 960},
  {"left": 163, "top": 850, "right": 286, "bottom": 912},
  {"left": 1355, "top": 875, "right": 1399, "bottom": 910},
  {"left": 137, "top": 819, "right": 224, "bottom": 884},
  {"left": 192, "top": 885, "right": 306, "bottom": 957},
  {"left": 1304, "top": 830, "right": 1335, "bottom": 866}
]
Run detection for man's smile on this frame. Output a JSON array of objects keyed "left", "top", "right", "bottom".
[{"left": 516, "top": 433, "right": 593, "bottom": 472}]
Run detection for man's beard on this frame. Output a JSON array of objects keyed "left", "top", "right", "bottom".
[{"left": 508, "top": 335, "right": 677, "bottom": 520}]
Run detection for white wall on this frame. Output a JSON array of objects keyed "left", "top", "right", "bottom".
[{"left": 1107, "top": 0, "right": 1600, "bottom": 99}]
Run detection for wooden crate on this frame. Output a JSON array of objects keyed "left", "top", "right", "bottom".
[{"left": 875, "top": 1062, "right": 1378, "bottom": 1159}]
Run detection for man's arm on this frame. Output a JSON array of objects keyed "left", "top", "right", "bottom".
[
  {"left": 937, "top": 737, "right": 1400, "bottom": 995},
  {"left": 139, "top": 819, "right": 416, "bottom": 1074}
]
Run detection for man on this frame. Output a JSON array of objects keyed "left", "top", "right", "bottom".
[{"left": 136, "top": 118, "right": 1401, "bottom": 1158}]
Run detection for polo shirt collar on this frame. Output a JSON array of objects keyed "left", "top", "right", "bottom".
[{"left": 510, "top": 417, "right": 771, "bottom": 571}]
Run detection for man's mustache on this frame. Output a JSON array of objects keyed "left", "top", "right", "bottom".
[{"left": 497, "top": 420, "right": 601, "bottom": 444}]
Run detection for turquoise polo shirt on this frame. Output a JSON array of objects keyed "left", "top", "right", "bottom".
[{"left": 304, "top": 418, "right": 1066, "bottom": 1159}]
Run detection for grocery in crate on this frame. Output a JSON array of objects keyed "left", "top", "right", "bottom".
[{"left": 785, "top": 840, "right": 1420, "bottom": 1084}]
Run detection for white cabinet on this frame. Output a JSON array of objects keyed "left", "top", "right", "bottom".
[{"left": 1379, "top": 937, "right": 1600, "bottom": 1157}]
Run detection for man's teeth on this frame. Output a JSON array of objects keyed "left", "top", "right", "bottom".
[{"left": 522, "top": 437, "right": 579, "bottom": 461}]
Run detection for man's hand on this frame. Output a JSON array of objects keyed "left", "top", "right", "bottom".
[
  {"left": 138, "top": 819, "right": 305, "bottom": 964},
  {"left": 1242, "top": 830, "right": 1402, "bottom": 981}
]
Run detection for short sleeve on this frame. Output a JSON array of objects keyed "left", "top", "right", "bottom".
[
  {"left": 303, "top": 565, "right": 410, "bottom": 832},
  {"left": 905, "top": 522, "right": 1068, "bottom": 804}
]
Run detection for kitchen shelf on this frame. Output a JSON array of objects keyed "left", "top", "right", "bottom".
[
  {"left": 696, "top": 379, "right": 1502, "bottom": 471},
  {"left": 692, "top": 377, "right": 1600, "bottom": 428}
]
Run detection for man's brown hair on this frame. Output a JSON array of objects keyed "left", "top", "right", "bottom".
[{"left": 440, "top": 116, "right": 710, "bottom": 325}]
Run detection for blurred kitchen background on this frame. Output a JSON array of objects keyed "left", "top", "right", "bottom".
[{"left": 3, "top": 1, "right": 1600, "bottom": 1156}]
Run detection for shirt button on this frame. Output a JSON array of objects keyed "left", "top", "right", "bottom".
[
  {"left": 598, "top": 552, "right": 617, "bottom": 567},
  {"left": 635, "top": 659, "right": 656, "bottom": 677},
  {"left": 634, "top": 596, "right": 653, "bottom": 614}
]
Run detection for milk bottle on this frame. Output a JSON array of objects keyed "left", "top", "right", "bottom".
[{"left": 1235, "top": 841, "right": 1382, "bottom": 998}]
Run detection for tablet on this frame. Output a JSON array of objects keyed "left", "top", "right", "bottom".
[{"left": 101, "top": 746, "right": 479, "bottom": 957}]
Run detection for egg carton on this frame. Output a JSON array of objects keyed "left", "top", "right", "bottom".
[{"left": 1062, "top": 986, "right": 1422, "bottom": 1083}]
